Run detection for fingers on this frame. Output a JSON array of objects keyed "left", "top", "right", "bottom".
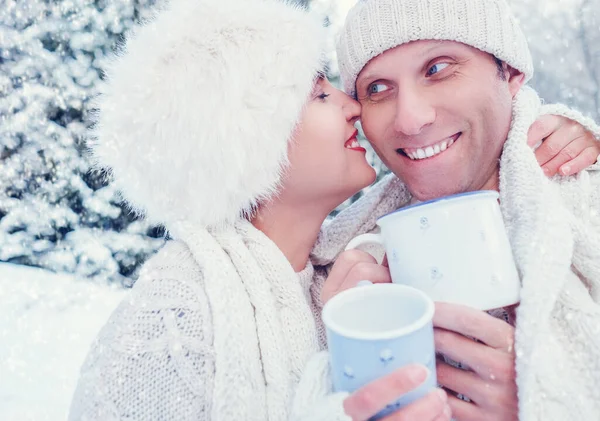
[
  {"left": 344, "top": 364, "right": 428, "bottom": 421},
  {"left": 322, "top": 249, "right": 392, "bottom": 304},
  {"left": 382, "top": 389, "right": 451, "bottom": 421},
  {"left": 557, "top": 145, "right": 600, "bottom": 176},
  {"left": 446, "top": 394, "right": 481, "bottom": 421},
  {"left": 331, "top": 249, "right": 378, "bottom": 279},
  {"left": 345, "top": 261, "right": 392, "bottom": 285},
  {"left": 436, "top": 359, "right": 489, "bottom": 404},
  {"left": 447, "top": 392, "right": 518, "bottom": 421},
  {"left": 433, "top": 302, "right": 514, "bottom": 350},
  {"left": 434, "top": 328, "right": 515, "bottom": 382},
  {"left": 527, "top": 114, "right": 560, "bottom": 148},
  {"left": 431, "top": 406, "right": 453, "bottom": 421},
  {"left": 537, "top": 133, "right": 587, "bottom": 175},
  {"left": 530, "top": 114, "right": 598, "bottom": 176}
]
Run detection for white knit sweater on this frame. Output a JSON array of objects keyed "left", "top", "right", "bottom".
[
  {"left": 69, "top": 221, "right": 350, "bottom": 421},
  {"left": 310, "top": 87, "right": 600, "bottom": 421}
]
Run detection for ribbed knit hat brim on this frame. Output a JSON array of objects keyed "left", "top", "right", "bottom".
[{"left": 337, "top": 0, "right": 533, "bottom": 96}]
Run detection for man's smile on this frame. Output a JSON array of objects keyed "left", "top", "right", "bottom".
[{"left": 397, "top": 132, "right": 462, "bottom": 160}]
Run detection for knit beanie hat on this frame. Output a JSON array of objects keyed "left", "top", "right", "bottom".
[
  {"left": 337, "top": 0, "right": 533, "bottom": 97},
  {"left": 90, "top": 0, "right": 326, "bottom": 231}
]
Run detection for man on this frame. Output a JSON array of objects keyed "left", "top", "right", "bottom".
[{"left": 311, "top": 0, "right": 600, "bottom": 420}]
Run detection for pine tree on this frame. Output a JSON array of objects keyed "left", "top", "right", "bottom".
[{"left": 0, "top": 0, "right": 165, "bottom": 285}]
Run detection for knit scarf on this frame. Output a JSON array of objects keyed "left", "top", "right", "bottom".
[{"left": 174, "top": 220, "right": 321, "bottom": 421}]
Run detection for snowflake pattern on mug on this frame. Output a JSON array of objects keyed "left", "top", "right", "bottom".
[
  {"left": 430, "top": 267, "right": 443, "bottom": 281},
  {"left": 343, "top": 365, "right": 355, "bottom": 379},
  {"left": 391, "top": 249, "right": 399, "bottom": 263},
  {"left": 420, "top": 216, "right": 430, "bottom": 230},
  {"left": 380, "top": 348, "right": 394, "bottom": 365}
]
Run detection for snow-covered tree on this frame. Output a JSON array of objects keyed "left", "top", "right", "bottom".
[
  {"left": 2, "top": 0, "right": 597, "bottom": 269},
  {"left": 0, "top": 0, "right": 165, "bottom": 285},
  {"left": 514, "top": 0, "right": 600, "bottom": 120}
]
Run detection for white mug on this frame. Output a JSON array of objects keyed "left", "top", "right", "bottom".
[{"left": 345, "top": 191, "right": 520, "bottom": 311}]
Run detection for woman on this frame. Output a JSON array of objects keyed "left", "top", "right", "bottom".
[{"left": 69, "top": 0, "right": 599, "bottom": 420}]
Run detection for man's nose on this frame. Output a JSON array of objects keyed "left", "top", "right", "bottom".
[{"left": 393, "top": 88, "right": 436, "bottom": 135}]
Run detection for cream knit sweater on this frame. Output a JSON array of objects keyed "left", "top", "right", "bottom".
[
  {"left": 310, "top": 87, "right": 600, "bottom": 421},
  {"left": 69, "top": 221, "right": 350, "bottom": 421}
]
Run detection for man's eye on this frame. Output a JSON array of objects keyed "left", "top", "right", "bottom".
[
  {"left": 426, "top": 62, "right": 449, "bottom": 76},
  {"left": 369, "top": 83, "right": 389, "bottom": 95}
]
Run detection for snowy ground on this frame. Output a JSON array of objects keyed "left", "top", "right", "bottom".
[{"left": 0, "top": 263, "right": 127, "bottom": 421}]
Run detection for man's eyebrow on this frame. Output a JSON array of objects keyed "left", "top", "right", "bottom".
[{"left": 357, "top": 40, "right": 449, "bottom": 84}]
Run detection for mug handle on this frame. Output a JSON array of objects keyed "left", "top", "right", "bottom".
[
  {"left": 344, "top": 233, "right": 384, "bottom": 252},
  {"left": 345, "top": 234, "right": 386, "bottom": 285}
]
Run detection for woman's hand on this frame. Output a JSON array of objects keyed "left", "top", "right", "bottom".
[
  {"left": 528, "top": 114, "right": 600, "bottom": 176},
  {"left": 344, "top": 365, "right": 452, "bottom": 421},
  {"left": 321, "top": 249, "right": 391, "bottom": 305}
]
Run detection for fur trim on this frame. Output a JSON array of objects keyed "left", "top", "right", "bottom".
[{"left": 90, "top": 0, "right": 326, "bottom": 230}]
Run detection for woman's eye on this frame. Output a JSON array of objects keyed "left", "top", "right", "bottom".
[
  {"left": 426, "top": 62, "right": 449, "bottom": 76},
  {"left": 318, "top": 93, "right": 330, "bottom": 101},
  {"left": 369, "top": 83, "right": 389, "bottom": 95}
]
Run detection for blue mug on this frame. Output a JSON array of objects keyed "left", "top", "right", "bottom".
[{"left": 322, "top": 283, "right": 436, "bottom": 420}]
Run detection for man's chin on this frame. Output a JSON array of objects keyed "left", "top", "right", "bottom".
[{"left": 405, "top": 181, "right": 466, "bottom": 202}]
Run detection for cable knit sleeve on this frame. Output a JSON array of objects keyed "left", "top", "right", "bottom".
[
  {"left": 68, "top": 241, "right": 215, "bottom": 421},
  {"left": 526, "top": 165, "right": 600, "bottom": 420},
  {"left": 290, "top": 352, "right": 352, "bottom": 421},
  {"left": 557, "top": 163, "right": 600, "bottom": 301}
]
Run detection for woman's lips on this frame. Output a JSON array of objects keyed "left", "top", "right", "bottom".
[{"left": 344, "top": 130, "right": 366, "bottom": 152}]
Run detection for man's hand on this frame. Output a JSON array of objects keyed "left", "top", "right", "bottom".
[
  {"left": 321, "top": 249, "right": 391, "bottom": 305},
  {"left": 344, "top": 365, "right": 452, "bottom": 421},
  {"left": 528, "top": 114, "right": 600, "bottom": 176},
  {"left": 433, "top": 303, "right": 518, "bottom": 421}
]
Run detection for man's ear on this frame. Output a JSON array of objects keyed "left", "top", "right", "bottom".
[{"left": 505, "top": 63, "right": 525, "bottom": 97}]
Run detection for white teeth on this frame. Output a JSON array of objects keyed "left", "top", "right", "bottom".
[
  {"left": 403, "top": 135, "right": 459, "bottom": 161},
  {"left": 345, "top": 139, "right": 361, "bottom": 149}
]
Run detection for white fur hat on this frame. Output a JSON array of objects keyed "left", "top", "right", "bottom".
[
  {"left": 337, "top": 0, "right": 533, "bottom": 97},
  {"left": 91, "top": 0, "right": 325, "bottom": 231}
]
